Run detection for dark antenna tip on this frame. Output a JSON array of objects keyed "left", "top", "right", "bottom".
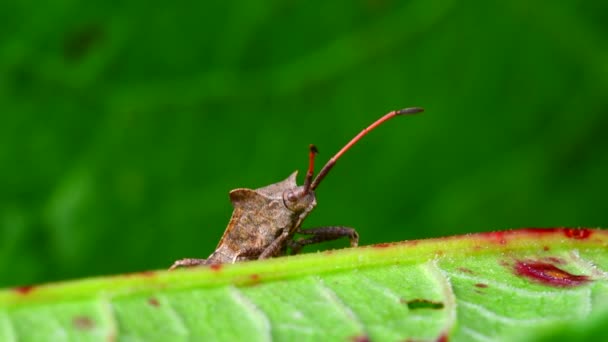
[
  {"left": 309, "top": 144, "right": 319, "bottom": 154},
  {"left": 310, "top": 106, "right": 422, "bottom": 191},
  {"left": 396, "top": 107, "right": 424, "bottom": 115}
]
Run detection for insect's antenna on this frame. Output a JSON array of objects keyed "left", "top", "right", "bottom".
[
  {"left": 310, "top": 107, "right": 423, "bottom": 191},
  {"left": 303, "top": 144, "right": 318, "bottom": 193}
]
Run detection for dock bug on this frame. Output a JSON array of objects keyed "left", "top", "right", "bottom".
[{"left": 170, "top": 107, "right": 424, "bottom": 269}]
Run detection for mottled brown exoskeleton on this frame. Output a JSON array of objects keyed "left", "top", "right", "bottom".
[{"left": 169, "top": 107, "right": 424, "bottom": 270}]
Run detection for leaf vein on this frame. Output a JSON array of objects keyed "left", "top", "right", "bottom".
[
  {"left": 229, "top": 286, "right": 272, "bottom": 342},
  {"left": 158, "top": 294, "right": 189, "bottom": 336},
  {"left": 0, "top": 311, "right": 16, "bottom": 342},
  {"left": 314, "top": 276, "right": 366, "bottom": 332},
  {"left": 458, "top": 300, "right": 560, "bottom": 324},
  {"left": 460, "top": 326, "right": 493, "bottom": 342},
  {"left": 99, "top": 296, "right": 119, "bottom": 341}
]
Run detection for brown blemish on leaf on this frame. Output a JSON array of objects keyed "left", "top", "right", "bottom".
[
  {"left": 458, "top": 267, "right": 474, "bottom": 274},
  {"left": 543, "top": 257, "right": 565, "bottom": 264},
  {"left": 148, "top": 297, "right": 160, "bottom": 307},
  {"left": 210, "top": 264, "right": 222, "bottom": 271},
  {"left": 514, "top": 260, "right": 590, "bottom": 287},
  {"left": 240, "top": 274, "right": 262, "bottom": 287},
  {"left": 564, "top": 228, "right": 592, "bottom": 240},
  {"left": 350, "top": 335, "right": 370, "bottom": 342},
  {"left": 404, "top": 299, "right": 445, "bottom": 310},
  {"left": 396, "top": 240, "right": 418, "bottom": 247},
  {"left": 13, "top": 285, "right": 34, "bottom": 295},
  {"left": 475, "top": 283, "right": 488, "bottom": 288},
  {"left": 373, "top": 243, "right": 391, "bottom": 248},
  {"left": 73, "top": 316, "right": 95, "bottom": 330},
  {"left": 543, "top": 246, "right": 550, "bottom": 251},
  {"left": 249, "top": 274, "right": 261, "bottom": 286}
]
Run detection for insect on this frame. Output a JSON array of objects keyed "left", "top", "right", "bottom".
[{"left": 169, "top": 107, "right": 424, "bottom": 270}]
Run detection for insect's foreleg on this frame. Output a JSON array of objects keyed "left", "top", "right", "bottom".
[
  {"left": 169, "top": 258, "right": 208, "bottom": 270},
  {"left": 258, "top": 230, "right": 291, "bottom": 259},
  {"left": 233, "top": 246, "right": 267, "bottom": 262},
  {"left": 289, "top": 226, "right": 359, "bottom": 255}
]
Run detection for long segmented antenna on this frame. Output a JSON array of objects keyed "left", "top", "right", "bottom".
[{"left": 309, "top": 107, "right": 423, "bottom": 191}]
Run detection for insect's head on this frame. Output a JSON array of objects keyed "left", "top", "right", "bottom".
[{"left": 283, "top": 145, "right": 318, "bottom": 213}]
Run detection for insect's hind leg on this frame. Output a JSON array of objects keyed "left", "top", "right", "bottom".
[
  {"left": 169, "top": 258, "right": 208, "bottom": 270},
  {"left": 289, "top": 226, "right": 359, "bottom": 255}
]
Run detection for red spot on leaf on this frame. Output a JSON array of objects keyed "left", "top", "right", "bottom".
[
  {"left": 564, "top": 228, "right": 592, "bottom": 239},
  {"left": 148, "top": 297, "right": 160, "bottom": 307},
  {"left": 373, "top": 243, "right": 391, "bottom": 248},
  {"left": 543, "top": 246, "right": 550, "bottom": 251},
  {"left": 73, "top": 316, "right": 94, "bottom": 330},
  {"left": 351, "top": 335, "right": 370, "bottom": 342},
  {"left": 514, "top": 260, "right": 590, "bottom": 287},
  {"left": 475, "top": 283, "right": 488, "bottom": 288},
  {"left": 436, "top": 332, "right": 449, "bottom": 342},
  {"left": 521, "top": 228, "right": 560, "bottom": 234},
  {"left": 484, "top": 231, "right": 508, "bottom": 245},
  {"left": 13, "top": 285, "right": 34, "bottom": 295},
  {"left": 210, "top": 264, "right": 222, "bottom": 271}
]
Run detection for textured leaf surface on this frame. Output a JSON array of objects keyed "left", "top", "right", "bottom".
[{"left": 0, "top": 228, "right": 606, "bottom": 341}]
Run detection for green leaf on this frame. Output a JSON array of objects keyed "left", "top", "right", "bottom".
[{"left": 0, "top": 228, "right": 606, "bottom": 341}]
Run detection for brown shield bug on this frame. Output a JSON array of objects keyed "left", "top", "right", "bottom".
[{"left": 169, "top": 107, "right": 424, "bottom": 269}]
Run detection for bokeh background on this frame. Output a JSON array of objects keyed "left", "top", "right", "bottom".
[{"left": 1, "top": 1, "right": 607, "bottom": 288}]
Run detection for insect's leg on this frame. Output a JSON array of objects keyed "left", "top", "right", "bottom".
[
  {"left": 259, "top": 230, "right": 291, "bottom": 259},
  {"left": 234, "top": 246, "right": 266, "bottom": 261},
  {"left": 168, "top": 258, "right": 208, "bottom": 270},
  {"left": 290, "top": 226, "right": 359, "bottom": 255}
]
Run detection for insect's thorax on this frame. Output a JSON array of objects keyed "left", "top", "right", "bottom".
[{"left": 210, "top": 171, "right": 317, "bottom": 262}]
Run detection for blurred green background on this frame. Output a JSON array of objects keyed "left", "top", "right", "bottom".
[{"left": 1, "top": 0, "right": 607, "bottom": 288}]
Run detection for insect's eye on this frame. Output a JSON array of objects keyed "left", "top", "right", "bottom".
[{"left": 286, "top": 191, "right": 297, "bottom": 202}]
